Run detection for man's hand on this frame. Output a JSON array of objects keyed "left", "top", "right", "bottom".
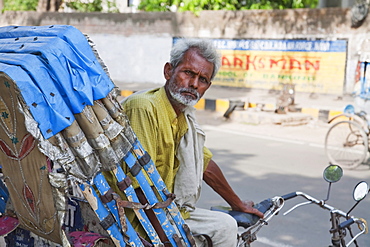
[
  {"left": 203, "top": 160, "right": 264, "bottom": 218},
  {"left": 231, "top": 200, "right": 264, "bottom": 218}
]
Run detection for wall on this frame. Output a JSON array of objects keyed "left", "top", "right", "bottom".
[{"left": 0, "top": 8, "right": 369, "bottom": 96}]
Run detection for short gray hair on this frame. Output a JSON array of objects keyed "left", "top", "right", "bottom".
[{"left": 170, "top": 38, "right": 221, "bottom": 80}]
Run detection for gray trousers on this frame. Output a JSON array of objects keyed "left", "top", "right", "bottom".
[{"left": 185, "top": 208, "right": 238, "bottom": 247}]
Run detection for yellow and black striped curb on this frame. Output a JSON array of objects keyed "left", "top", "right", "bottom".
[{"left": 120, "top": 90, "right": 342, "bottom": 123}]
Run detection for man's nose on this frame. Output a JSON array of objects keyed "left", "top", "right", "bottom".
[{"left": 189, "top": 76, "right": 199, "bottom": 88}]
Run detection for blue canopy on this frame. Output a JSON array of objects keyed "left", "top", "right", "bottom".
[
  {"left": 0, "top": 62, "right": 74, "bottom": 139},
  {"left": 0, "top": 25, "right": 115, "bottom": 139},
  {"left": 0, "top": 32, "right": 114, "bottom": 100},
  {"left": 0, "top": 25, "right": 98, "bottom": 63}
]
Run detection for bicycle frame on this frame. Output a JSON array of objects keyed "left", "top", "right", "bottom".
[
  {"left": 212, "top": 165, "right": 368, "bottom": 247},
  {"left": 236, "top": 196, "right": 284, "bottom": 247},
  {"left": 328, "top": 113, "right": 369, "bottom": 131},
  {"left": 325, "top": 118, "right": 370, "bottom": 168},
  {"left": 283, "top": 191, "right": 368, "bottom": 247}
]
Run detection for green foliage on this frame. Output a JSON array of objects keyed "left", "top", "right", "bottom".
[
  {"left": 66, "top": 0, "right": 103, "bottom": 12},
  {"left": 2, "top": 0, "right": 119, "bottom": 12},
  {"left": 3, "top": 0, "right": 38, "bottom": 11},
  {"left": 138, "top": 0, "right": 319, "bottom": 13},
  {"left": 66, "top": 0, "right": 119, "bottom": 12},
  {"left": 245, "top": 0, "right": 319, "bottom": 9},
  {"left": 104, "top": 0, "right": 119, "bottom": 12}
]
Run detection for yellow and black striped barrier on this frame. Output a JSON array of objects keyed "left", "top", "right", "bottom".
[{"left": 120, "top": 90, "right": 342, "bottom": 123}]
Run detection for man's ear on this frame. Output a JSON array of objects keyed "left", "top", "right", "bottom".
[{"left": 164, "top": 62, "right": 173, "bottom": 80}]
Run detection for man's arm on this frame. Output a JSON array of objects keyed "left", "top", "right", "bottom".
[{"left": 203, "top": 159, "right": 264, "bottom": 218}]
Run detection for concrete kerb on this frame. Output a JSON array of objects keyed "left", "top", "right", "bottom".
[{"left": 119, "top": 88, "right": 346, "bottom": 126}]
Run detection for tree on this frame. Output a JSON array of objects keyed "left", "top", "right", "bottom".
[
  {"left": 65, "top": 0, "right": 119, "bottom": 12},
  {"left": 3, "top": 0, "right": 38, "bottom": 11},
  {"left": 2, "top": 0, "right": 119, "bottom": 12},
  {"left": 37, "top": 0, "right": 62, "bottom": 11},
  {"left": 138, "top": 0, "right": 319, "bottom": 13}
]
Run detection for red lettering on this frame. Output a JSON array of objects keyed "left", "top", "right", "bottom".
[
  {"left": 270, "top": 59, "right": 287, "bottom": 69},
  {"left": 234, "top": 57, "right": 243, "bottom": 69},
  {"left": 289, "top": 59, "right": 302, "bottom": 70},
  {"left": 220, "top": 54, "right": 321, "bottom": 72},
  {"left": 305, "top": 60, "right": 320, "bottom": 71},
  {"left": 246, "top": 55, "right": 256, "bottom": 70},
  {"left": 258, "top": 57, "right": 265, "bottom": 69},
  {"left": 222, "top": 56, "right": 231, "bottom": 67}
]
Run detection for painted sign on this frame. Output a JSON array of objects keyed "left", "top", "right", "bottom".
[{"left": 212, "top": 39, "right": 347, "bottom": 94}]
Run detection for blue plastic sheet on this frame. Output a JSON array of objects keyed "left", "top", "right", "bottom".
[
  {"left": 0, "top": 25, "right": 98, "bottom": 64},
  {"left": 0, "top": 25, "right": 115, "bottom": 139},
  {"left": 0, "top": 29, "right": 114, "bottom": 100},
  {"left": 0, "top": 62, "right": 74, "bottom": 139},
  {"left": 0, "top": 38, "right": 95, "bottom": 112}
]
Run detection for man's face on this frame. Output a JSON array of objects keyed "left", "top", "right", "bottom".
[{"left": 165, "top": 49, "right": 214, "bottom": 107}]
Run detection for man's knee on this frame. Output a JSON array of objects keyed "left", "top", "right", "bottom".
[
  {"left": 207, "top": 211, "right": 238, "bottom": 246},
  {"left": 185, "top": 208, "right": 238, "bottom": 246},
  {"left": 192, "top": 214, "right": 237, "bottom": 247},
  {"left": 216, "top": 212, "right": 238, "bottom": 236}
]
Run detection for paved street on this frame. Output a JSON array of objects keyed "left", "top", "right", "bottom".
[
  {"left": 195, "top": 109, "right": 370, "bottom": 246},
  {"left": 195, "top": 109, "right": 331, "bottom": 146}
]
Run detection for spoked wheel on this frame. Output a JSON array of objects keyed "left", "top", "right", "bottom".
[{"left": 325, "top": 120, "right": 369, "bottom": 169}]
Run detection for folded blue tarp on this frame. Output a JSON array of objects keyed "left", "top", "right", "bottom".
[
  {"left": 0, "top": 25, "right": 115, "bottom": 139},
  {"left": 0, "top": 25, "right": 99, "bottom": 64},
  {"left": 0, "top": 62, "right": 74, "bottom": 139},
  {"left": 0, "top": 37, "right": 95, "bottom": 113},
  {"left": 0, "top": 30, "right": 114, "bottom": 100}
]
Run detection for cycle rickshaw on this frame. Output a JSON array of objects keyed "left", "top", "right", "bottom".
[{"left": 325, "top": 47, "right": 370, "bottom": 169}]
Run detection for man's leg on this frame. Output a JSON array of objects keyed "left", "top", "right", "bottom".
[{"left": 185, "top": 208, "right": 238, "bottom": 247}]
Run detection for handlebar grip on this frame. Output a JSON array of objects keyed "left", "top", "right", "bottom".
[
  {"left": 281, "top": 192, "right": 298, "bottom": 201},
  {"left": 210, "top": 198, "right": 273, "bottom": 228},
  {"left": 339, "top": 218, "right": 355, "bottom": 229}
]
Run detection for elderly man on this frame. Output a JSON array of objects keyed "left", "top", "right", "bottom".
[{"left": 122, "top": 38, "right": 263, "bottom": 246}]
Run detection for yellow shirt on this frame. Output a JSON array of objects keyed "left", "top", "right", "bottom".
[
  {"left": 103, "top": 86, "right": 212, "bottom": 240},
  {"left": 123, "top": 87, "right": 212, "bottom": 203}
]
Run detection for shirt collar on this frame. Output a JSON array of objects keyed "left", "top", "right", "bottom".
[{"left": 159, "top": 86, "right": 179, "bottom": 124}]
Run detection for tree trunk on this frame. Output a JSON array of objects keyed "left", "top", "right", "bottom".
[{"left": 37, "top": 0, "right": 62, "bottom": 12}]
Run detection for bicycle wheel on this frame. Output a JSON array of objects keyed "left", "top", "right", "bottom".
[{"left": 325, "top": 120, "right": 369, "bottom": 169}]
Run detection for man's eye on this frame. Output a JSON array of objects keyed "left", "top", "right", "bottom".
[
  {"left": 200, "top": 77, "right": 209, "bottom": 84},
  {"left": 184, "top": 70, "right": 192, "bottom": 75}
]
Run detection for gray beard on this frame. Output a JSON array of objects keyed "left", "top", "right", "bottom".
[{"left": 169, "top": 87, "right": 200, "bottom": 107}]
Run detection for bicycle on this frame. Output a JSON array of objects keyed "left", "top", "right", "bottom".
[
  {"left": 325, "top": 104, "right": 370, "bottom": 169},
  {"left": 211, "top": 196, "right": 285, "bottom": 247},
  {"left": 282, "top": 164, "right": 369, "bottom": 247},
  {"left": 211, "top": 164, "right": 369, "bottom": 246},
  {"left": 138, "top": 163, "right": 368, "bottom": 247}
]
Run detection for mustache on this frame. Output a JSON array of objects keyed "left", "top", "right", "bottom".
[{"left": 179, "top": 88, "right": 200, "bottom": 99}]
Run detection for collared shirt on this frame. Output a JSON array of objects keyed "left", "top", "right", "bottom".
[
  {"left": 122, "top": 87, "right": 212, "bottom": 194},
  {"left": 103, "top": 86, "right": 212, "bottom": 239}
]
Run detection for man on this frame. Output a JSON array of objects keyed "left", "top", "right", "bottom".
[{"left": 122, "top": 38, "right": 263, "bottom": 246}]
